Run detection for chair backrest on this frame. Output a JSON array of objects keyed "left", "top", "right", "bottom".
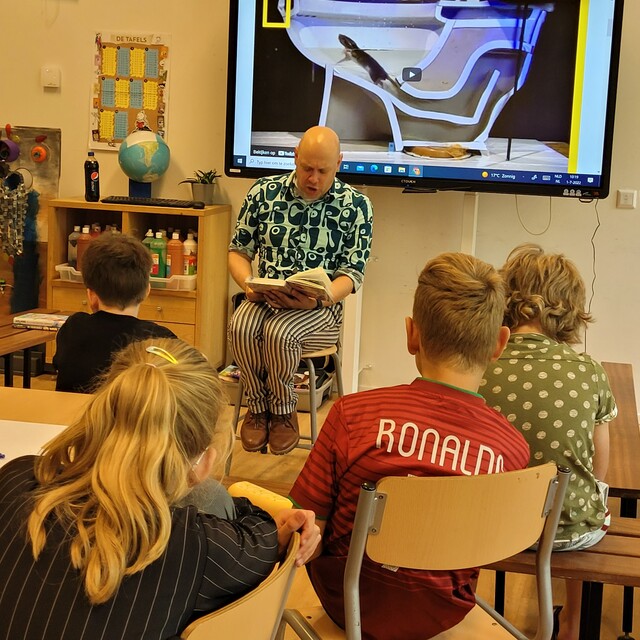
[
  {"left": 343, "top": 463, "right": 569, "bottom": 640},
  {"left": 180, "top": 532, "right": 300, "bottom": 640}
]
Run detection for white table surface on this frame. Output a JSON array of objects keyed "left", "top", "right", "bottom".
[{"left": 0, "top": 420, "right": 66, "bottom": 467}]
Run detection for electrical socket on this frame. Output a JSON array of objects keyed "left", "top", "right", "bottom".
[{"left": 616, "top": 189, "right": 637, "bottom": 209}]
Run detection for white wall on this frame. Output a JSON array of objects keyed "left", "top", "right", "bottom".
[{"left": 3, "top": 1, "right": 640, "bottom": 398}]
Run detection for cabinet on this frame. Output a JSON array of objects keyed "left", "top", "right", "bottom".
[{"left": 46, "top": 198, "right": 230, "bottom": 368}]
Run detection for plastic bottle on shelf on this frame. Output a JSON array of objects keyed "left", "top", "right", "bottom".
[
  {"left": 183, "top": 232, "right": 198, "bottom": 275},
  {"left": 90, "top": 223, "right": 101, "bottom": 238},
  {"left": 76, "top": 226, "right": 93, "bottom": 271},
  {"left": 142, "top": 228, "right": 154, "bottom": 251},
  {"left": 166, "top": 232, "right": 184, "bottom": 278},
  {"left": 150, "top": 231, "right": 167, "bottom": 279},
  {"left": 67, "top": 225, "right": 81, "bottom": 268},
  {"left": 84, "top": 151, "right": 100, "bottom": 202}
]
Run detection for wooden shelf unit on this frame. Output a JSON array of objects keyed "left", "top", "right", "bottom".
[{"left": 46, "top": 197, "right": 230, "bottom": 368}]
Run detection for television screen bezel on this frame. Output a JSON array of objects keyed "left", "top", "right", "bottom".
[{"left": 224, "top": 0, "right": 625, "bottom": 200}]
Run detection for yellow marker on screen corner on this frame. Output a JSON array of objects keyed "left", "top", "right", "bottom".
[{"left": 263, "top": 0, "right": 291, "bottom": 28}]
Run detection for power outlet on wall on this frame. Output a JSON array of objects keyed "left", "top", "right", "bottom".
[{"left": 616, "top": 189, "right": 637, "bottom": 209}]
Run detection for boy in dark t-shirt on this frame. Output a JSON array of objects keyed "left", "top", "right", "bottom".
[
  {"left": 54, "top": 234, "right": 175, "bottom": 392},
  {"left": 289, "top": 252, "right": 530, "bottom": 640}
]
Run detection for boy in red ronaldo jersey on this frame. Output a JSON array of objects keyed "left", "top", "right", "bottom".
[{"left": 289, "top": 252, "right": 530, "bottom": 640}]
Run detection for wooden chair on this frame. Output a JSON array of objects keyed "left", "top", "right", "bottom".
[
  {"left": 180, "top": 532, "right": 300, "bottom": 640},
  {"left": 279, "top": 463, "right": 569, "bottom": 640}
]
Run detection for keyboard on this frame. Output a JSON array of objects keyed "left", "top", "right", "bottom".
[{"left": 101, "top": 196, "right": 201, "bottom": 208}]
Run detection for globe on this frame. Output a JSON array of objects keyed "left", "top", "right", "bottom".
[{"left": 118, "top": 130, "right": 170, "bottom": 183}]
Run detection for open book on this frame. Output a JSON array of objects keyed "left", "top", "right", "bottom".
[
  {"left": 12, "top": 312, "right": 69, "bottom": 330},
  {"left": 245, "top": 267, "right": 334, "bottom": 302}
]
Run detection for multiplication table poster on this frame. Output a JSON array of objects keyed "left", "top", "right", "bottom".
[{"left": 90, "top": 32, "right": 170, "bottom": 149}]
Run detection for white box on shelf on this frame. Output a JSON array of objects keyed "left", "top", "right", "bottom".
[
  {"left": 149, "top": 274, "right": 197, "bottom": 291},
  {"left": 54, "top": 263, "right": 83, "bottom": 283}
]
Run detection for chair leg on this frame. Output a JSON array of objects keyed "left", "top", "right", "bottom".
[
  {"left": 619, "top": 587, "right": 636, "bottom": 640},
  {"left": 305, "top": 358, "right": 318, "bottom": 443},
  {"left": 619, "top": 497, "right": 637, "bottom": 640},
  {"left": 280, "top": 609, "right": 322, "bottom": 640},
  {"left": 494, "top": 570, "right": 506, "bottom": 615},
  {"left": 579, "top": 581, "right": 603, "bottom": 640}
]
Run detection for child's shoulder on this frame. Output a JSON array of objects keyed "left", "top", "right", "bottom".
[
  {"left": 336, "top": 382, "right": 417, "bottom": 410},
  {"left": 62, "top": 311, "right": 92, "bottom": 327}
]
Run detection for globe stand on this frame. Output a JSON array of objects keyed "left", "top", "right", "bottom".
[{"left": 129, "top": 179, "right": 151, "bottom": 198}]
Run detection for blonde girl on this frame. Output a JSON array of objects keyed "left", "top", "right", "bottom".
[{"left": 0, "top": 338, "right": 319, "bottom": 639}]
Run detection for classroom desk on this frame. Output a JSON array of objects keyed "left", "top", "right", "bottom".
[
  {"left": 0, "top": 310, "right": 60, "bottom": 388},
  {"left": 600, "top": 362, "right": 640, "bottom": 640},
  {"left": 0, "top": 386, "right": 89, "bottom": 423},
  {"left": 0, "top": 387, "right": 90, "bottom": 466},
  {"left": 564, "top": 361, "right": 640, "bottom": 640},
  {"left": 603, "top": 362, "right": 640, "bottom": 506}
]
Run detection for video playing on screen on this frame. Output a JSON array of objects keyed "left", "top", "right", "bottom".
[{"left": 226, "top": 0, "right": 624, "bottom": 199}]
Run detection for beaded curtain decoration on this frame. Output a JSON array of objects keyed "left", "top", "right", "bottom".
[{"left": 0, "top": 179, "right": 28, "bottom": 258}]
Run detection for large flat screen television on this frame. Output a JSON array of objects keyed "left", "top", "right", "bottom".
[{"left": 225, "top": 0, "right": 624, "bottom": 199}]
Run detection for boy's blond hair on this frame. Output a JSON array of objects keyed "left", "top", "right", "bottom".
[
  {"left": 413, "top": 252, "right": 505, "bottom": 370},
  {"left": 500, "top": 243, "right": 591, "bottom": 344}
]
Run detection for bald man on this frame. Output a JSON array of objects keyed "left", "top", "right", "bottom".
[{"left": 228, "top": 126, "right": 373, "bottom": 455}]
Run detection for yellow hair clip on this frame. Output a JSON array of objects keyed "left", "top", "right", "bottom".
[{"left": 146, "top": 345, "right": 179, "bottom": 364}]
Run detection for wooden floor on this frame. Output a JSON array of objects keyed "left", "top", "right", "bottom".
[{"left": 10, "top": 372, "right": 640, "bottom": 638}]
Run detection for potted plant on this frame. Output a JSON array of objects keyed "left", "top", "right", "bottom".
[{"left": 180, "top": 169, "right": 220, "bottom": 205}]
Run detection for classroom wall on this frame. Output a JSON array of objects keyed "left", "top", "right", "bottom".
[{"left": 3, "top": 1, "right": 640, "bottom": 399}]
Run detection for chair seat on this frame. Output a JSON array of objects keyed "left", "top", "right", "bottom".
[
  {"left": 301, "top": 345, "right": 337, "bottom": 359},
  {"left": 284, "top": 604, "right": 517, "bottom": 639}
]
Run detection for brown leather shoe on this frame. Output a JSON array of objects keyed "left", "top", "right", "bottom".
[
  {"left": 269, "top": 412, "right": 300, "bottom": 455},
  {"left": 240, "top": 411, "right": 269, "bottom": 452}
]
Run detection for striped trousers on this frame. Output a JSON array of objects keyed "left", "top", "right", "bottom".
[{"left": 229, "top": 299, "right": 343, "bottom": 415}]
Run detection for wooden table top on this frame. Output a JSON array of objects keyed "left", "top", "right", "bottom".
[
  {"left": 0, "top": 388, "right": 91, "bottom": 466},
  {"left": 602, "top": 362, "right": 640, "bottom": 497},
  {"left": 0, "top": 387, "right": 90, "bottom": 424},
  {"left": 0, "top": 326, "right": 57, "bottom": 357}
]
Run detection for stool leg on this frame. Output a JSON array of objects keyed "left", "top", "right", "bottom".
[
  {"left": 305, "top": 358, "right": 318, "bottom": 443},
  {"left": 225, "top": 380, "right": 245, "bottom": 476},
  {"left": 233, "top": 379, "right": 244, "bottom": 433},
  {"left": 224, "top": 445, "right": 233, "bottom": 476},
  {"left": 331, "top": 352, "right": 344, "bottom": 397}
]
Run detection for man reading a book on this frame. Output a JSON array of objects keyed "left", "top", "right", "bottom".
[{"left": 228, "top": 126, "right": 373, "bottom": 455}]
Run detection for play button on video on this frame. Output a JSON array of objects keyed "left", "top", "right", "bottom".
[{"left": 402, "top": 67, "right": 422, "bottom": 83}]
